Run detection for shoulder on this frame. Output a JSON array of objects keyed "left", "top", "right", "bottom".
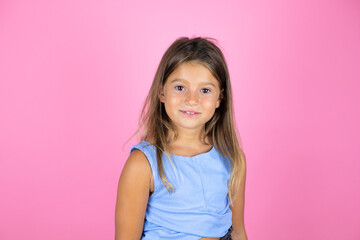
[
  {"left": 118, "top": 148, "right": 153, "bottom": 194},
  {"left": 131, "top": 140, "right": 155, "bottom": 154},
  {"left": 121, "top": 144, "right": 156, "bottom": 194},
  {"left": 130, "top": 141, "right": 157, "bottom": 164},
  {"left": 123, "top": 148, "right": 152, "bottom": 178}
]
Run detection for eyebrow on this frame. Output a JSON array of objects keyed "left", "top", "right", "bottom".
[{"left": 170, "top": 78, "right": 217, "bottom": 87}]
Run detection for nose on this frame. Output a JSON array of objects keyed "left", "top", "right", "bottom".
[{"left": 185, "top": 90, "right": 199, "bottom": 106}]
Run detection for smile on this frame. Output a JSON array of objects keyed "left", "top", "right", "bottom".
[{"left": 179, "top": 110, "right": 201, "bottom": 117}]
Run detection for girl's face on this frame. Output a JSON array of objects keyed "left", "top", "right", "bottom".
[{"left": 159, "top": 61, "right": 222, "bottom": 133}]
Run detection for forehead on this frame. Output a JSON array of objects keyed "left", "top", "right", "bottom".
[{"left": 166, "top": 61, "right": 220, "bottom": 87}]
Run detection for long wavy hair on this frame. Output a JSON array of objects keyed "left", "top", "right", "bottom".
[{"left": 135, "top": 36, "right": 246, "bottom": 206}]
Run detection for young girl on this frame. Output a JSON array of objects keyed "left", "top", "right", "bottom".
[{"left": 115, "top": 37, "right": 248, "bottom": 240}]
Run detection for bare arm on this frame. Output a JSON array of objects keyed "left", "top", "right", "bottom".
[
  {"left": 115, "top": 149, "right": 152, "bottom": 240},
  {"left": 230, "top": 152, "right": 248, "bottom": 240}
]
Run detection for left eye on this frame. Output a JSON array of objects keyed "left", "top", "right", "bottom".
[
  {"left": 175, "top": 86, "right": 185, "bottom": 91},
  {"left": 201, "top": 88, "right": 211, "bottom": 93}
]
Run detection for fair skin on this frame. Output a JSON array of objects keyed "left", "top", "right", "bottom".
[{"left": 115, "top": 61, "right": 247, "bottom": 240}]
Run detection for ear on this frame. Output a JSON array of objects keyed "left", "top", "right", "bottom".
[
  {"left": 216, "top": 89, "right": 224, "bottom": 108},
  {"left": 159, "top": 87, "right": 165, "bottom": 103}
]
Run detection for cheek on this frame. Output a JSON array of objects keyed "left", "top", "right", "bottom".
[
  {"left": 201, "top": 96, "right": 219, "bottom": 109},
  {"left": 164, "top": 93, "right": 183, "bottom": 115},
  {"left": 166, "top": 92, "right": 183, "bottom": 105}
]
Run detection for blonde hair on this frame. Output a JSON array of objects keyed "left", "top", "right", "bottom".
[{"left": 135, "top": 36, "right": 246, "bottom": 206}]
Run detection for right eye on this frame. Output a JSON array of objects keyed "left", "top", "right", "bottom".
[{"left": 175, "top": 86, "right": 185, "bottom": 91}]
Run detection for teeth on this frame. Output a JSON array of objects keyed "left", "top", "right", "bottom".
[{"left": 186, "top": 111, "right": 195, "bottom": 114}]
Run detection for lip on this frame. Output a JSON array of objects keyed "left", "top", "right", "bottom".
[{"left": 179, "top": 110, "right": 201, "bottom": 118}]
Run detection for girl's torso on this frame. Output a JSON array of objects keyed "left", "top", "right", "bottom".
[{"left": 131, "top": 140, "right": 232, "bottom": 240}]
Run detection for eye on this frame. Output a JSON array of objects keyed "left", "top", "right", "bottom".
[
  {"left": 175, "top": 86, "right": 185, "bottom": 91},
  {"left": 201, "top": 88, "right": 211, "bottom": 94}
]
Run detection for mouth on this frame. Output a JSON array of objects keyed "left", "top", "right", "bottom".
[{"left": 179, "top": 110, "right": 201, "bottom": 117}]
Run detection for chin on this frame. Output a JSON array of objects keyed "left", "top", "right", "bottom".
[{"left": 179, "top": 124, "right": 204, "bottom": 130}]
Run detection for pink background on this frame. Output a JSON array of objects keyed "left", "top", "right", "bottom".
[{"left": 1, "top": 0, "right": 359, "bottom": 239}]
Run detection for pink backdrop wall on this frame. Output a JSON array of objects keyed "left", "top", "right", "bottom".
[{"left": 1, "top": 0, "right": 359, "bottom": 239}]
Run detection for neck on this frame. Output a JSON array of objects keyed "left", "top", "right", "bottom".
[{"left": 167, "top": 126, "right": 210, "bottom": 147}]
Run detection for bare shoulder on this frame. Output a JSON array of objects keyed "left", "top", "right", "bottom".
[
  {"left": 123, "top": 149, "right": 151, "bottom": 173},
  {"left": 119, "top": 149, "right": 153, "bottom": 189}
]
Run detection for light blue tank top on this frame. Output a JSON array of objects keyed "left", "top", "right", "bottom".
[{"left": 130, "top": 140, "right": 232, "bottom": 240}]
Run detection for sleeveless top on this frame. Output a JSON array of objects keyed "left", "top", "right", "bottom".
[{"left": 130, "top": 140, "right": 232, "bottom": 240}]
